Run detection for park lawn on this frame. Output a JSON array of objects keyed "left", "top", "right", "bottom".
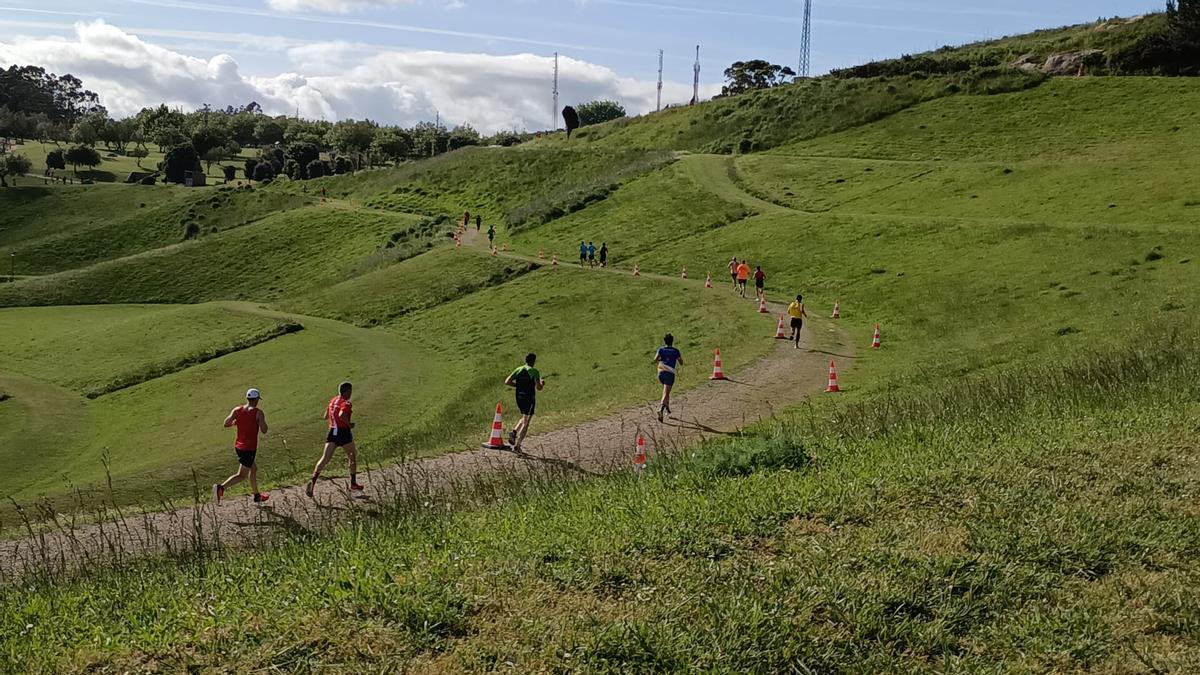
[
  {"left": 0, "top": 303, "right": 295, "bottom": 397},
  {"left": 0, "top": 203, "right": 423, "bottom": 306},
  {"left": 7, "top": 139, "right": 252, "bottom": 184},
  {"left": 0, "top": 184, "right": 313, "bottom": 276}
]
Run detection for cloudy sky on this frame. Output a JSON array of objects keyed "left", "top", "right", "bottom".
[{"left": 0, "top": 0, "right": 1165, "bottom": 132}]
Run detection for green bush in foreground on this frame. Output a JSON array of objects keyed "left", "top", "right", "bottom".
[{"left": 4, "top": 331, "right": 1199, "bottom": 672}]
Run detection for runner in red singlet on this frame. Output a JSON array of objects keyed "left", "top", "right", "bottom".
[
  {"left": 214, "top": 388, "right": 270, "bottom": 504},
  {"left": 306, "top": 381, "right": 363, "bottom": 497}
]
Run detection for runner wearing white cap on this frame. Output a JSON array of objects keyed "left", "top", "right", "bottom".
[{"left": 214, "top": 388, "right": 270, "bottom": 504}]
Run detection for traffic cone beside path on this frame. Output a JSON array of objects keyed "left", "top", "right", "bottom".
[
  {"left": 681, "top": 267, "right": 688, "bottom": 279},
  {"left": 633, "top": 264, "right": 641, "bottom": 277},
  {"left": 774, "top": 314, "right": 788, "bottom": 339},
  {"left": 482, "top": 403, "right": 506, "bottom": 449},
  {"left": 538, "top": 249, "right": 544, "bottom": 260},
  {"left": 832, "top": 300, "right": 841, "bottom": 319},
  {"left": 634, "top": 435, "right": 647, "bottom": 471},
  {"left": 872, "top": 324, "right": 882, "bottom": 349},
  {"left": 552, "top": 254, "right": 558, "bottom": 267},
  {"left": 826, "top": 360, "right": 841, "bottom": 393},
  {"left": 705, "top": 273, "right": 713, "bottom": 288},
  {"left": 758, "top": 296, "right": 769, "bottom": 314},
  {"left": 711, "top": 348, "right": 727, "bottom": 380}
]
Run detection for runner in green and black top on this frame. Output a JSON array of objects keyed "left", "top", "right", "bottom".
[{"left": 504, "top": 352, "right": 545, "bottom": 452}]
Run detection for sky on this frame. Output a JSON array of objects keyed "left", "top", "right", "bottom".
[{"left": 0, "top": 0, "right": 1166, "bottom": 133}]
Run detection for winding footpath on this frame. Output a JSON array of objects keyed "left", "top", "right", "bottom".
[{"left": 1, "top": 155, "right": 856, "bottom": 578}]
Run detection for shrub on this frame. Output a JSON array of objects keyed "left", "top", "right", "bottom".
[
  {"left": 306, "top": 159, "right": 326, "bottom": 179},
  {"left": 244, "top": 158, "right": 258, "bottom": 181},
  {"left": 253, "top": 162, "right": 275, "bottom": 182},
  {"left": 161, "top": 143, "right": 200, "bottom": 184},
  {"left": 221, "top": 165, "right": 237, "bottom": 182}
]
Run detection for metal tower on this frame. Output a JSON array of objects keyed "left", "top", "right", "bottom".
[
  {"left": 656, "top": 49, "right": 664, "bottom": 112},
  {"left": 552, "top": 52, "right": 560, "bottom": 130},
  {"left": 799, "top": 0, "right": 812, "bottom": 78},
  {"left": 691, "top": 45, "right": 700, "bottom": 105}
]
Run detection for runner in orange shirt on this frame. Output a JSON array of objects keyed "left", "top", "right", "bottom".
[
  {"left": 214, "top": 388, "right": 270, "bottom": 505},
  {"left": 736, "top": 260, "right": 751, "bottom": 298}
]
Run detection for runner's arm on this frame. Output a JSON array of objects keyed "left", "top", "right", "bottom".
[
  {"left": 223, "top": 408, "right": 237, "bottom": 428},
  {"left": 504, "top": 374, "right": 516, "bottom": 387},
  {"left": 258, "top": 409, "right": 269, "bottom": 434},
  {"left": 537, "top": 379, "right": 545, "bottom": 391}
]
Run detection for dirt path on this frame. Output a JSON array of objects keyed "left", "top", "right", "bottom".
[{"left": 1, "top": 164, "right": 857, "bottom": 578}]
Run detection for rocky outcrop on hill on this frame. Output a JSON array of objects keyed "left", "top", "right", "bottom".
[{"left": 1014, "top": 50, "right": 1104, "bottom": 76}]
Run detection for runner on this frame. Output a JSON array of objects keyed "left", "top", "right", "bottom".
[
  {"left": 728, "top": 256, "right": 739, "bottom": 289},
  {"left": 487, "top": 224, "right": 496, "bottom": 246},
  {"left": 579, "top": 241, "right": 588, "bottom": 267},
  {"left": 653, "top": 334, "right": 683, "bottom": 423},
  {"left": 599, "top": 243, "right": 608, "bottom": 268},
  {"left": 475, "top": 214, "right": 481, "bottom": 231},
  {"left": 504, "top": 353, "right": 544, "bottom": 452},
  {"left": 787, "top": 294, "right": 809, "bottom": 349},
  {"left": 463, "top": 210, "right": 470, "bottom": 229},
  {"left": 306, "top": 382, "right": 364, "bottom": 497},
  {"left": 736, "top": 260, "right": 751, "bottom": 298},
  {"left": 213, "top": 388, "right": 270, "bottom": 505},
  {"left": 754, "top": 265, "right": 766, "bottom": 302},
  {"left": 587, "top": 241, "right": 597, "bottom": 268}
]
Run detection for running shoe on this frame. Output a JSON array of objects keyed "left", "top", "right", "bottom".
[
  {"left": 658, "top": 408, "right": 664, "bottom": 423},
  {"left": 305, "top": 480, "right": 315, "bottom": 498},
  {"left": 508, "top": 429, "right": 517, "bottom": 446},
  {"left": 349, "top": 482, "right": 365, "bottom": 492},
  {"left": 212, "top": 484, "right": 224, "bottom": 504},
  {"left": 253, "top": 493, "right": 270, "bottom": 503}
]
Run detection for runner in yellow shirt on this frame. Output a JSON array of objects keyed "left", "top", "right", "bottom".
[{"left": 787, "top": 294, "right": 808, "bottom": 349}]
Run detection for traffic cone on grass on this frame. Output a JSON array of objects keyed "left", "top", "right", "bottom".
[
  {"left": 711, "top": 348, "right": 727, "bottom": 380},
  {"left": 758, "top": 296, "right": 769, "bottom": 314},
  {"left": 705, "top": 273, "right": 713, "bottom": 288},
  {"left": 774, "top": 314, "right": 788, "bottom": 339},
  {"left": 681, "top": 267, "right": 688, "bottom": 279},
  {"left": 832, "top": 300, "right": 841, "bottom": 319},
  {"left": 552, "top": 254, "right": 558, "bottom": 267},
  {"left": 538, "top": 249, "right": 544, "bottom": 260},
  {"left": 826, "top": 361, "right": 841, "bottom": 393},
  {"left": 633, "top": 264, "right": 641, "bottom": 277},
  {"left": 634, "top": 435, "right": 647, "bottom": 471},
  {"left": 872, "top": 324, "right": 882, "bottom": 349},
  {"left": 482, "top": 403, "right": 506, "bottom": 449}
]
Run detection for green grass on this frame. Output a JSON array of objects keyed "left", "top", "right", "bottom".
[{"left": 4, "top": 333, "right": 1199, "bottom": 671}]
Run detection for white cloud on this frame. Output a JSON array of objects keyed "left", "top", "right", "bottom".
[
  {"left": 0, "top": 21, "right": 715, "bottom": 132},
  {"left": 266, "top": 0, "right": 464, "bottom": 16}
]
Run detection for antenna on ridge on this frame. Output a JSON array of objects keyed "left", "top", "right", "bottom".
[
  {"left": 799, "top": 0, "right": 813, "bottom": 78},
  {"left": 552, "top": 52, "right": 560, "bottom": 131},
  {"left": 656, "top": 49, "right": 664, "bottom": 112},
  {"left": 691, "top": 45, "right": 700, "bottom": 106}
]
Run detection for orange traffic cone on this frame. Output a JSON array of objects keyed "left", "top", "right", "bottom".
[
  {"left": 681, "top": 267, "right": 688, "bottom": 279},
  {"left": 774, "top": 314, "right": 788, "bottom": 339},
  {"left": 832, "top": 300, "right": 841, "bottom": 319},
  {"left": 758, "top": 296, "right": 769, "bottom": 314},
  {"left": 538, "top": 249, "right": 544, "bottom": 260},
  {"left": 634, "top": 435, "right": 647, "bottom": 471},
  {"left": 711, "top": 348, "right": 727, "bottom": 380},
  {"left": 552, "top": 254, "right": 558, "bottom": 267},
  {"left": 481, "top": 402, "right": 506, "bottom": 449},
  {"left": 633, "top": 264, "right": 641, "bottom": 277},
  {"left": 826, "top": 360, "right": 841, "bottom": 393},
  {"left": 871, "top": 324, "right": 881, "bottom": 349},
  {"left": 491, "top": 247, "right": 497, "bottom": 256},
  {"left": 502, "top": 241, "right": 508, "bottom": 252},
  {"left": 705, "top": 273, "right": 713, "bottom": 288},
  {"left": 455, "top": 238, "right": 461, "bottom": 249}
]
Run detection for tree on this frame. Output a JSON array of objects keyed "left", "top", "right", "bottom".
[
  {"left": 137, "top": 104, "right": 188, "bottom": 149},
  {"left": 64, "top": 144, "right": 101, "bottom": 174},
  {"left": 222, "top": 164, "right": 237, "bottom": 183},
  {"left": 575, "top": 100, "right": 626, "bottom": 126},
  {"left": 161, "top": 143, "right": 200, "bottom": 184},
  {"left": 100, "top": 117, "right": 137, "bottom": 153},
  {"left": 285, "top": 142, "right": 320, "bottom": 178},
  {"left": 254, "top": 118, "right": 285, "bottom": 146},
  {"left": 327, "top": 119, "right": 377, "bottom": 170},
  {"left": 1168, "top": 0, "right": 1200, "bottom": 33},
  {"left": 71, "top": 117, "right": 101, "bottom": 146},
  {"left": 0, "top": 154, "right": 32, "bottom": 186},
  {"left": 0, "top": 65, "right": 102, "bottom": 124},
  {"left": 46, "top": 149, "right": 66, "bottom": 172},
  {"left": 191, "top": 126, "right": 229, "bottom": 163},
  {"left": 720, "top": 60, "right": 796, "bottom": 96},
  {"left": 369, "top": 128, "right": 413, "bottom": 164},
  {"left": 447, "top": 124, "right": 481, "bottom": 151},
  {"left": 252, "top": 161, "right": 275, "bottom": 182},
  {"left": 284, "top": 158, "right": 299, "bottom": 180},
  {"left": 127, "top": 146, "right": 149, "bottom": 168},
  {"left": 306, "top": 159, "right": 326, "bottom": 179},
  {"left": 562, "top": 106, "right": 580, "bottom": 139}
]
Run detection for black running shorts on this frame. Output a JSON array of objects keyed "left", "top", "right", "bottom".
[
  {"left": 516, "top": 395, "right": 536, "bottom": 416},
  {"left": 326, "top": 429, "right": 354, "bottom": 446},
  {"left": 236, "top": 450, "right": 257, "bottom": 468}
]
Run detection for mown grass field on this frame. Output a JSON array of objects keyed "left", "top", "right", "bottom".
[{"left": 2, "top": 55, "right": 1200, "bottom": 670}]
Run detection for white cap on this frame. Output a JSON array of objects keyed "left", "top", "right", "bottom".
[{"left": 246, "top": 388, "right": 261, "bottom": 399}]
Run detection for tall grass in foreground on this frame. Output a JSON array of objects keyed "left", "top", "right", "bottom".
[{"left": 3, "top": 328, "right": 1199, "bottom": 671}]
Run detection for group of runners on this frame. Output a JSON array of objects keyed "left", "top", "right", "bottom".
[
  {"left": 728, "top": 256, "right": 768, "bottom": 301},
  {"left": 578, "top": 241, "right": 608, "bottom": 268},
  {"left": 214, "top": 383, "right": 362, "bottom": 505}
]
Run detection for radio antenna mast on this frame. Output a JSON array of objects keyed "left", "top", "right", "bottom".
[
  {"left": 799, "top": 0, "right": 813, "bottom": 78},
  {"left": 552, "top": 52, "right": 560, "bottom": 130},
  {"left": 656, "top": 49, "right": 664, "bottom": 112},
  {"left": 691, "top": 45, "right": 700, "bottom": 105}
]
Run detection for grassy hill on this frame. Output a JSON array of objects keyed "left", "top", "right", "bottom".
[{"left": 3, "top": 24, "right": 1200, "bottom": 669}]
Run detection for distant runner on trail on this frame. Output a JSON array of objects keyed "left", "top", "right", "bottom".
[
  {"left": 728, "top": 256, "right": 738, "bottom": 289},
  {"left": 599, "top": 243, "right": 608, "bottom": 267},
  {"left": 463, "top": 211, "right": 470, "bottom": 229},
  {"left": 787, "top": 294, "right": 809, "bottom": 349},
  {"left": 306, "top": 382, "right": 364, "bottom": 496},
  {"left": 487, "top": 224, "right": 496, "bottom": 246},
  {"left": 505, "top": 353, "right": 544, "bottom": 452},
  {"left": 587, "top": 241, "right": 597, "bottom": 267},
  {"left": 754, "top": 265, "right": 766, "bottom": 302},
  {"left": 475, "top": 214, "right": 481, "bottom": 231},
  {"left": 579, "top": 241, "right": 588, "bottom": 267},
  {"left": 736, "top": 260, "right": 751, "bottom": 298},
  {"left": 214, "top": 388, "right": 269, "bottom": 505},
  {"left": 653, "top": 334, "right": 683, "bottom": 423}
]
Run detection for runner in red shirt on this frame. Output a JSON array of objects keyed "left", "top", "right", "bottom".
[
  {"left": 307, "top": 381, "right": 363, "bottom": 496},
  {"left": 214, "top": 388, "right": 270, "bottom": 504}
]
